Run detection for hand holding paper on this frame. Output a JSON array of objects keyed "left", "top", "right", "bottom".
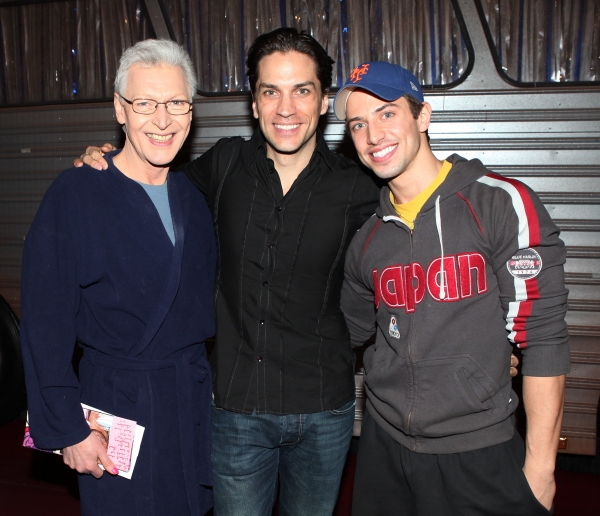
[
  {"left": 24, "top": 404, "right": 144, "bottom": 479},
  {"left": 63, "top": 432, "right": 119, "bottom": 478}
]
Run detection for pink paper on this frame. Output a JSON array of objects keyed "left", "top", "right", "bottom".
[{"left": 107, "top": 416, "right": 136, "bottom": 472}]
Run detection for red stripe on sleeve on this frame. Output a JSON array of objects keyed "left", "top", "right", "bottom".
[
  {"left": 513, "top": 280, "right": 540, "bottom": 348},
  {"left": 487, "top": 173, "right": 541, "bottom": 247},
  {"left": 512, "top": 300, "right": 534, "bottom": 348},
  {"left": 526, "top": 278, "right": 541, "bottom": 301}
]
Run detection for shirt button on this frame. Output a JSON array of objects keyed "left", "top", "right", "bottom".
[
  {"left": 260, "top": 320, "right": 265, "bottom": 325},
  {"left": 277, "top": 206, "right": 282, "bottom": 212},
  {"left": 257, "top": 356, "right": 263, "bottom": 362},
  {"left": 262, "top": 281, "right": 268, "bottom": 287}
]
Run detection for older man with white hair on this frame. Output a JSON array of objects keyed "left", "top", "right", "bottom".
[{"left": 21, "top": 39, "right": 216, "bottom": 516}]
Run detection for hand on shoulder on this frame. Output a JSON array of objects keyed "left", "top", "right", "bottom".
[{"left": 73, "top": 143, "right": 116, "bottom": 170}]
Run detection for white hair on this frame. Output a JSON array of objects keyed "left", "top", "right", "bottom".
[{"left": 114, "top": 39, "right": 197, "bottom": 101}]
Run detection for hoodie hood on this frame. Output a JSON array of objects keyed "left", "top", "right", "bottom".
[{"left": 376, "top": 154, "right": 491, "bottom": 221}]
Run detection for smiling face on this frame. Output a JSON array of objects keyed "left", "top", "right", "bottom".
[
  {"left": 345, "top": 90, "right": 431, "bottom": 182},
  {"left": 252, "top": 50, "right": 329, "bottom": 163},
  {"left": 113, "top": 64, "right": 192, "bottom": 182}
]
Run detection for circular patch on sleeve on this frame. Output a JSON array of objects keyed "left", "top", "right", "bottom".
[{"left": 506, "top": 248, "right": 543, "bottom": 279}]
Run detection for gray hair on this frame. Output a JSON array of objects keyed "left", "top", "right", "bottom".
[{"left": 114, "top": 39, "right": 197, "bottom": 101}]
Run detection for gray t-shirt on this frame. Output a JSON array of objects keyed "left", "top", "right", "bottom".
[{"left": 137, "top": 179, "right": 175, "bottom": 245}]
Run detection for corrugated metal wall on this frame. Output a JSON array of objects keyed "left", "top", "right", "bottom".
[{"left": 0, "top": 0, "right": 598, "bottom": 454}]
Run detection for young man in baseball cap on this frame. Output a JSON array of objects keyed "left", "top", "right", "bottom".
[{"left": 336, "top": 62, "right": 569, "bottom": 515}]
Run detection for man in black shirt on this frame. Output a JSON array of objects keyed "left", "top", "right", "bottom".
[{"left": 76, "top": 29, "right": 380, "bottom": 516}]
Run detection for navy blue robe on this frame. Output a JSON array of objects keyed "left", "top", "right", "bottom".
[{"left": 21, "top": 152, "right": 216, "bottom": 516}]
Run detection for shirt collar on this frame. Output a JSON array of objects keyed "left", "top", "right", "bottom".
[
  {"left": 244, "top": 127, "right": 334, "bottom": 171},
  {"left": 313, "top": 129, "right": 335, "bottom": 170}
]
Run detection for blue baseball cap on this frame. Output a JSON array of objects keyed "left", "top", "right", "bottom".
[{"left": 334, "top": 61, "right": 424, "bottom": 121}]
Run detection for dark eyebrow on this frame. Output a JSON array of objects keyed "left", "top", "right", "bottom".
[
  {"left": 346, "top": 102, "right": 400, "bottom": 127},
  {"left": 346, "top": 116, "right": 363, "bottom": 128},
  {"left": 257, "top": 81, "right": 317, "bottom": 90},
  {"left": 294, "top": 81, "right": 317, "bottom": 89},
  {"left": 374, "top": 102, "right": 399, "bottom": 113}
]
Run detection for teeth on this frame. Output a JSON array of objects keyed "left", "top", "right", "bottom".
[
  {"left": 147, "top": 133, "right": 173, "bottom": 142},
  {"left": 372, "top": 145, "right": 397, "bottom": 158},
  {"left": 275, "top": 124, "right": 299, "bottom": 130}
]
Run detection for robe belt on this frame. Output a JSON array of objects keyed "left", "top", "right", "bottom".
[{"left": 82, "top": 345, "right": 212, "bottom": 516}]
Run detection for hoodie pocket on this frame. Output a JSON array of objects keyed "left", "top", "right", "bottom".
[
  {"left": 363, "top": 345, "right": 412, "bottom": 433},
  {"left": 411, "top": 355, "right": 500, "bottom": 437}
]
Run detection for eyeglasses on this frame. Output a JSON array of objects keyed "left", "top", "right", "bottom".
[{"left": 119, "top": 95, "right": 192, "bottom": 115}]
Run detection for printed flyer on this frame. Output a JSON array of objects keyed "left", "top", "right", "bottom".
[{"left": 23, "top": 404, "right": 144, "bottom": 479}]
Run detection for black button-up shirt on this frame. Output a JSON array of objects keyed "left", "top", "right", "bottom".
[{"left": 181, "top": 129, "right": 379, "bottom": 414}]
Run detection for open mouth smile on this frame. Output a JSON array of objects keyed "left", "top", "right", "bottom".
[
  {"left": 147, "top": 133, "right": 174, "bottom": 142},
  {"left": 274, "top": 124, "right": 300, "bottom": 131},
  {"left": 371, "top": 144, "right": 397, "bottom": 159}
]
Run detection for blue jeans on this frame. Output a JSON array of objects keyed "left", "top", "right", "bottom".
[{"left": 211, "top": 399, "right": 355, "bottom": 516}]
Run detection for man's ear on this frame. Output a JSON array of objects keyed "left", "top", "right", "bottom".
[
  {"left": 418, "top": 102, "right": 433, "bottom": 133},
  {"left": 114, "top": 93, "right": 126, "bottom": 125},
  {"left": 320, "top": 92, "right": 329, "bottom": 115},
  {"left": 251, "top": 95, "right": 259, "bottom": 119}
]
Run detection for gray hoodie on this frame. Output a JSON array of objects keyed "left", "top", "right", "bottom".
[{"left": 342, "top": 154, "right": 570, "bottom": 454}]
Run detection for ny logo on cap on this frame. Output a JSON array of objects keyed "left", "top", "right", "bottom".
[{"left": 350, "top": 63, "right": 369, "bottom": 83}]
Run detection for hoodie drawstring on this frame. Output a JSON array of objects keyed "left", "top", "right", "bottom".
[
  {"left": 384, "top": 195, "right": 446, "bottom": 300},
  {"left": 435, "top": 195, "right": 446, "bottom": 300}
]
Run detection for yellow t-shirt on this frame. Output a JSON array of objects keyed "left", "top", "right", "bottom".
[{"left": 390, "top": 160, "right": 452, "bottom": 229}]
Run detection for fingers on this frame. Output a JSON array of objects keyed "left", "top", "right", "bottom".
[
  {"left": 89, "top": 463, "right": 105, "bottom": 479},
  {"left": 82, "top": 147, "right": 109, "bottom": 170},
  {"left": 63, "top": 445, "right": 105, "bottom": 478},
  {"left": 97, "top": 447, "right": 119, "bottom": 476},
  {"left": 100, "top": 143, "right": 116, "bottom": 152},
  {"left": 73, "top": 151, "right": 107, "bottom": 170},
  {"left": 72, "top": 144, "right": 114, "bottom": 171},
  {"left": 73, "top": 142, "right": 116, "bottom": 169},
  {"left": 509, "top": 353, "right": 519, "bottom": 377},
  {"left": 62, "top": 432, "right": 118, "bottom": 478}
]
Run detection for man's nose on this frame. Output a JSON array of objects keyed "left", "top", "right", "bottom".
[
  {"left": 152, "top": 103, "right": 172, "bottom": 129},
  {"left": 276, "top": 92, "right": 295, "bottom": 117},
  {"left": 366, "top": 123, "right": 384, "bottom": 145}
]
